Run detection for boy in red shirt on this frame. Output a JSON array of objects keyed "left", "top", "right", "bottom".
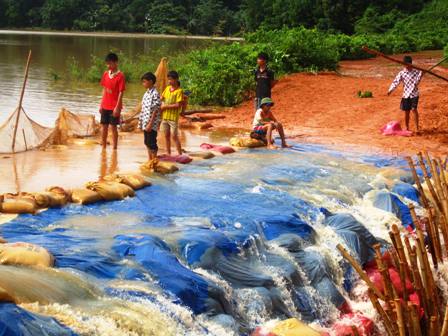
[{"left": 99, "top": 53, "right": 126, "bottom": 149}]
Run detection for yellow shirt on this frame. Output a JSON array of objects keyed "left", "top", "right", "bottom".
[{"left": 162, "top": 86, "right": 183, "bottom": 122}]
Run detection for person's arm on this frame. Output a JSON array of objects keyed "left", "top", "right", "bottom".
[
  {"left": 99, "top": 88, "right": 105, "bottom": 112},
  {"left": 113, "top": 91, "right": 124, "bottom": 117},
  {"left": 388, "top": 72, "right": 402, "bottom": 95},
  {"left": 269, "top": 111, "right": 278, "bottom": 122},
  {"left": 113, "top": 74, "right": 126, "bottom": 116}
]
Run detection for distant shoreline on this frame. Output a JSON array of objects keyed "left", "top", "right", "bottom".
[{"left": 0, "top": 29, "right": 244, "bottom": 41}]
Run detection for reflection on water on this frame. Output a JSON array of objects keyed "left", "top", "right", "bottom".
[
  {"left": 0, "top": 32, "right": 219, "bottom": 126},
  {"left": 99, "top": 149, "right": 119, "bottom": 179}
]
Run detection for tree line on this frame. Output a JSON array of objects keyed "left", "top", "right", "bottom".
[{"left": 0, "top": 0, "right": 430, "bottom": 36}]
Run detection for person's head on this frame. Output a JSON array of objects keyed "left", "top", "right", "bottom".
[
  {"left": 257, "top": 52, "right": 268, "bottom": 67},
  {"left": 260, "top": 97, "right": 274, "bottom": 112},
  {"left": 167, "top": 70, "right": 180, "bottom": 87},
  {"left": 403, "top": 55, "right": 413, "bottom": 70},
  {"left": 141, "top": 72, "right": 156, "bottom": 89},
  {"left": 105, "top": 52, "right": 119, "bottom": 71}
]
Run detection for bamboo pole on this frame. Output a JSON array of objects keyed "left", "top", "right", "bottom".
[
  {"left": 337, "top": 244, "right": 385, "bottom": 300},
  {"left": 367, "top": 289, "right": 396, "bottom": 336},
  {"left": 395, "top": 299, "right": 406, "bottom": 336},
  {"left": 441, "top": 303, "right": 448, "bottom": 336},
  {"left": 362, "top": 47, "right": 448, "bottom": 83},
  {"left": 12, "top": 50, "right": 32, "bottom": 153},
  {"left": 417, "top": 152, "right": 443, "bottom": 213},
  {"left": 428, "top": 56, "right": 448, "bottom": 72},
  {"left": 406, "top": 156, "right": 430, "bottom": 208},
  {"left": 374, "top": 244, "right": 395, "bottom": 302}
]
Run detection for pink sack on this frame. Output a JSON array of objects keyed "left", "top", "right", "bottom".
[
  {"left": 158, "top": 154, "right": 192, "bottom": 164},
  {"left": 381, "top": 121, "right": 412, "bottom": 137},
  {"left": 200, "top": 143, "right": 235, "bottom": 154}
]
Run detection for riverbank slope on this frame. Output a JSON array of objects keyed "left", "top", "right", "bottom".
[{"left": 214, "top": 50, "right": 448, "bottom": 155}]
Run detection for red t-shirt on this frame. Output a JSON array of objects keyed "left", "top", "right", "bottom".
[{"left": 100, "top": 71, "right": 126, "bottom": 110}]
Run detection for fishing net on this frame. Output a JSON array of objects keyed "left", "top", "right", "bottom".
[
  {"left": 155, "top": 57, "right": 168, "bottom": 94},
  {"left": 52, "top": 108, "right": 98, "bottom": 145},
  {"left": 0, "top": 108, "right": 99, "bottom": 153},
  {"left": 0, "top": 108, "right": 54, "bottom": 154}
]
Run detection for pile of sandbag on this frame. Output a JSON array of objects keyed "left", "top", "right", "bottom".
[
  {"left": 229, "top": 137, "right": 265, "bottom": 148},
  {"left": 0, "top": 173, "right": 151, "bottom": 214},
  {"left": 252, "top": 318, "right": 323, "bottom": 336},
  {"left": 140, "top": 158, "right": 179, "bottom": 175}
]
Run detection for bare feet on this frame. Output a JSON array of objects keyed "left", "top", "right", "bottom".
[
  {"left": 281, "top": 143, "right": 292, "bottom": 148},
  {"left": 267, "top": 144, "right": 278, "bottom": 150}
]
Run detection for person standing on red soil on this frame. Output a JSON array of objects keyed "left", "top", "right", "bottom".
[
  {"left": 254, "top": 52, "right": 277, "bottom": 111},
  {"left": 99, "top": 52, "right": 126, "bottom": 149},
  {"left": 387, "top": 55, "right": 422, "bottom": 133}
]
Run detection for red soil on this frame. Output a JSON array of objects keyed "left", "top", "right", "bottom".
[{"left": 213, "top": 50, "right": 448, "bottom": 156}]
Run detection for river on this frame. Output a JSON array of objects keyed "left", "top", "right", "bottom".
[{"left": 0, "top": 31, "right": 221, "bottom": 126}]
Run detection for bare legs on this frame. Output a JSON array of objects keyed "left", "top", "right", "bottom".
[
  {"left": 101, "top": 124, "right": 118, "bottom": 149},
  {"left": 164, "top": 128, "right": 182, "bottom": 156},
  {"left": 404, "top": 109, "right": 419, "bottom": 132},
  {"left": 264, "top": 122, "right": 289, "bottom": 149}
]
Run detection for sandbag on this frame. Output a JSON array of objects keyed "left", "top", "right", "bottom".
[
  {"left": 188, "top": 151, "right": 215, "bottom": 160},
  {"left": 46, "top": 186, "right": 71, "bottom": 203},
  {"left": 379, "top": 168, "right": 415, "bottom": 185},
  {"left": 324, "top": 213, "right": 378, "bottom": 265},
  {"left": 332, "top": 313, "right": 374, "bottom": 336},
  {"left": 230, "top": 137, "right": 265, "bottom": 148},
  {"left": 0, "top": 197, "right": 37, "bottom": 215},
  {"left": 271, "top": 318, "right": 322, "bottom": 336},
  {"left": 36, "top": 191, "right": 68, "bottom": 208},
  {"left": 372, "top": 190, "right": 414, "bottom": 230},
  {"left": 104, "top": 173, "right": 151, "bottom": 190},
  {"left": 71, "top": 188, "right": 103, "bottom": 205},
  {"left": 392, "top": 182, "right": 420, "bottom": 204},
  {"left": 0, "top": 242, "right": 54, "bottom": 267},
  {"left": 86, "top": 181, "right": 135, "bottom": 201},
  {"left": 200, "top": 143, "right": 235, "bottom": 154},
  {"left": 113, "top": 234, "right": 231, "bottom": 315},
  {"left": 0, "top": 286, "right": 14, "bottom": 302},
  {"left": 158, "top": 154, "right": 192, "bottom": 164},
  {"left": 140, "top": 159, "right": 179, "bottom": 175}
]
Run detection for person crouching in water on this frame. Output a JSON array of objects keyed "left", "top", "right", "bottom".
[
  {"left": 251, "top": 98, "right": 289, "bottom": 149},
  {"left": 99, "top": 52, "right": 125, "bottom": 149},
  {"left": 387, "top": 55, "right": 422, "bottom": 133},
  {"left": 139, "top": 72, "right": 161, "bottom": 161},
  {"left": 161, "top": 71, "right": 183, "bottom": 156}
]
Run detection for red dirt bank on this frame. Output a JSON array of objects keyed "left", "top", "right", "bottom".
[{"left": 214, "top": 51, "right": 448, "bottom": 156}]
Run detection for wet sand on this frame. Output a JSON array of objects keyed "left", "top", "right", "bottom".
[
  {"left": 0, "top": 129, "right": 228, "bottom": 194},
  {"left": 213, "top": 50, "right": 448, "bottom": 156}
]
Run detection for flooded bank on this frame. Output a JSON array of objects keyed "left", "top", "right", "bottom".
[{"left": 0, "top": 139, "right": 416, "bottom": 335}]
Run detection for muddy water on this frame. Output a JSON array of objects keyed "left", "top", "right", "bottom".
[{"left": 0, "top": 31, "right": 218, "bottom": 126}]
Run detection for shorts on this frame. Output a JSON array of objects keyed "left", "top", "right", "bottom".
[
  {"left": 160, "top": 120, "right": 179, "bottom": 135},
  {"left": 400, "top": 97, "right": 419, "bottom": 111},
  {"left": 144, "top": 130, "right": 158, "bottom": 151},
  {"left": 253, "top": 125, "right": 267, "bottom": 135},
  {"left": 100, "top": 109, "right": 120, "bottom": 125}
]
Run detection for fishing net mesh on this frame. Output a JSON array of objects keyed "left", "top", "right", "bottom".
[{"left": 0, "top": 108, "right": 98, "bottom": 154}]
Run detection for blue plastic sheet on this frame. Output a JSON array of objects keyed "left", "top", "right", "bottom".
[
  {"left": 324, "top": 213, "right": 378, "bottom": 265},
  {"left": 392, "top": 182, "right": 420, "bottom": 204},
  {"left": 0, "top": 303, "right": 76, "bottom": 336},
  {"left": 373, "top": 191, "right": 414, "bottom": 229}
]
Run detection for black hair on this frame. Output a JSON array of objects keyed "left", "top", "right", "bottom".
[
  {"left": 167, "top": 70, "right": 180, "bottom": 80},
  {"left": 141, "top": 72, "right": 157, "bottom": 84},
  {"left": 257, "top": 52, "right": 269, "bottom": 61},
  {"left": 105, "top": 52, "right": 119, "bottom": 62},
  {"left": 403, "top": 55, "right": 413, "bottom": 64}
]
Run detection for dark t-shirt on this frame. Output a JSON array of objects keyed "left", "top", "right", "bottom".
[{"left": 254, "top": 67, "right": 274, "bottom": 98}]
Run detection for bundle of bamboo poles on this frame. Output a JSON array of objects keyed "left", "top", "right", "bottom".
[{"left": 338, "top": 151, "right": 448, "bottom": 336}]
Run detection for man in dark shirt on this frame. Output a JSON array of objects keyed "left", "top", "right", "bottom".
[{"left": 254, "top": 52, "right": 276, "bottom": 111}]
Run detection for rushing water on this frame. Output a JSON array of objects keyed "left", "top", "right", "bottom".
[
  {"left": 0, "top": 142, "right": 417, "bottom": 335},
  {"left": 0, "top": 31, "right": 218, "bottom": 126}
]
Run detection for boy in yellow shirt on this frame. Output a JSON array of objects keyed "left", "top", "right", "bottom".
[{"left": 161, "top": 71, "right": 183, "bottom": 155}]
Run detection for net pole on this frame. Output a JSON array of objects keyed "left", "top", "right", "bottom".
[{"left": 12, "top": 50, "right": 32, "bottom": 153}]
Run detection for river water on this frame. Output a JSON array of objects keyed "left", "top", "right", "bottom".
[{"left": 0, "top": 31, "right": 216, "bottom": 126}]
